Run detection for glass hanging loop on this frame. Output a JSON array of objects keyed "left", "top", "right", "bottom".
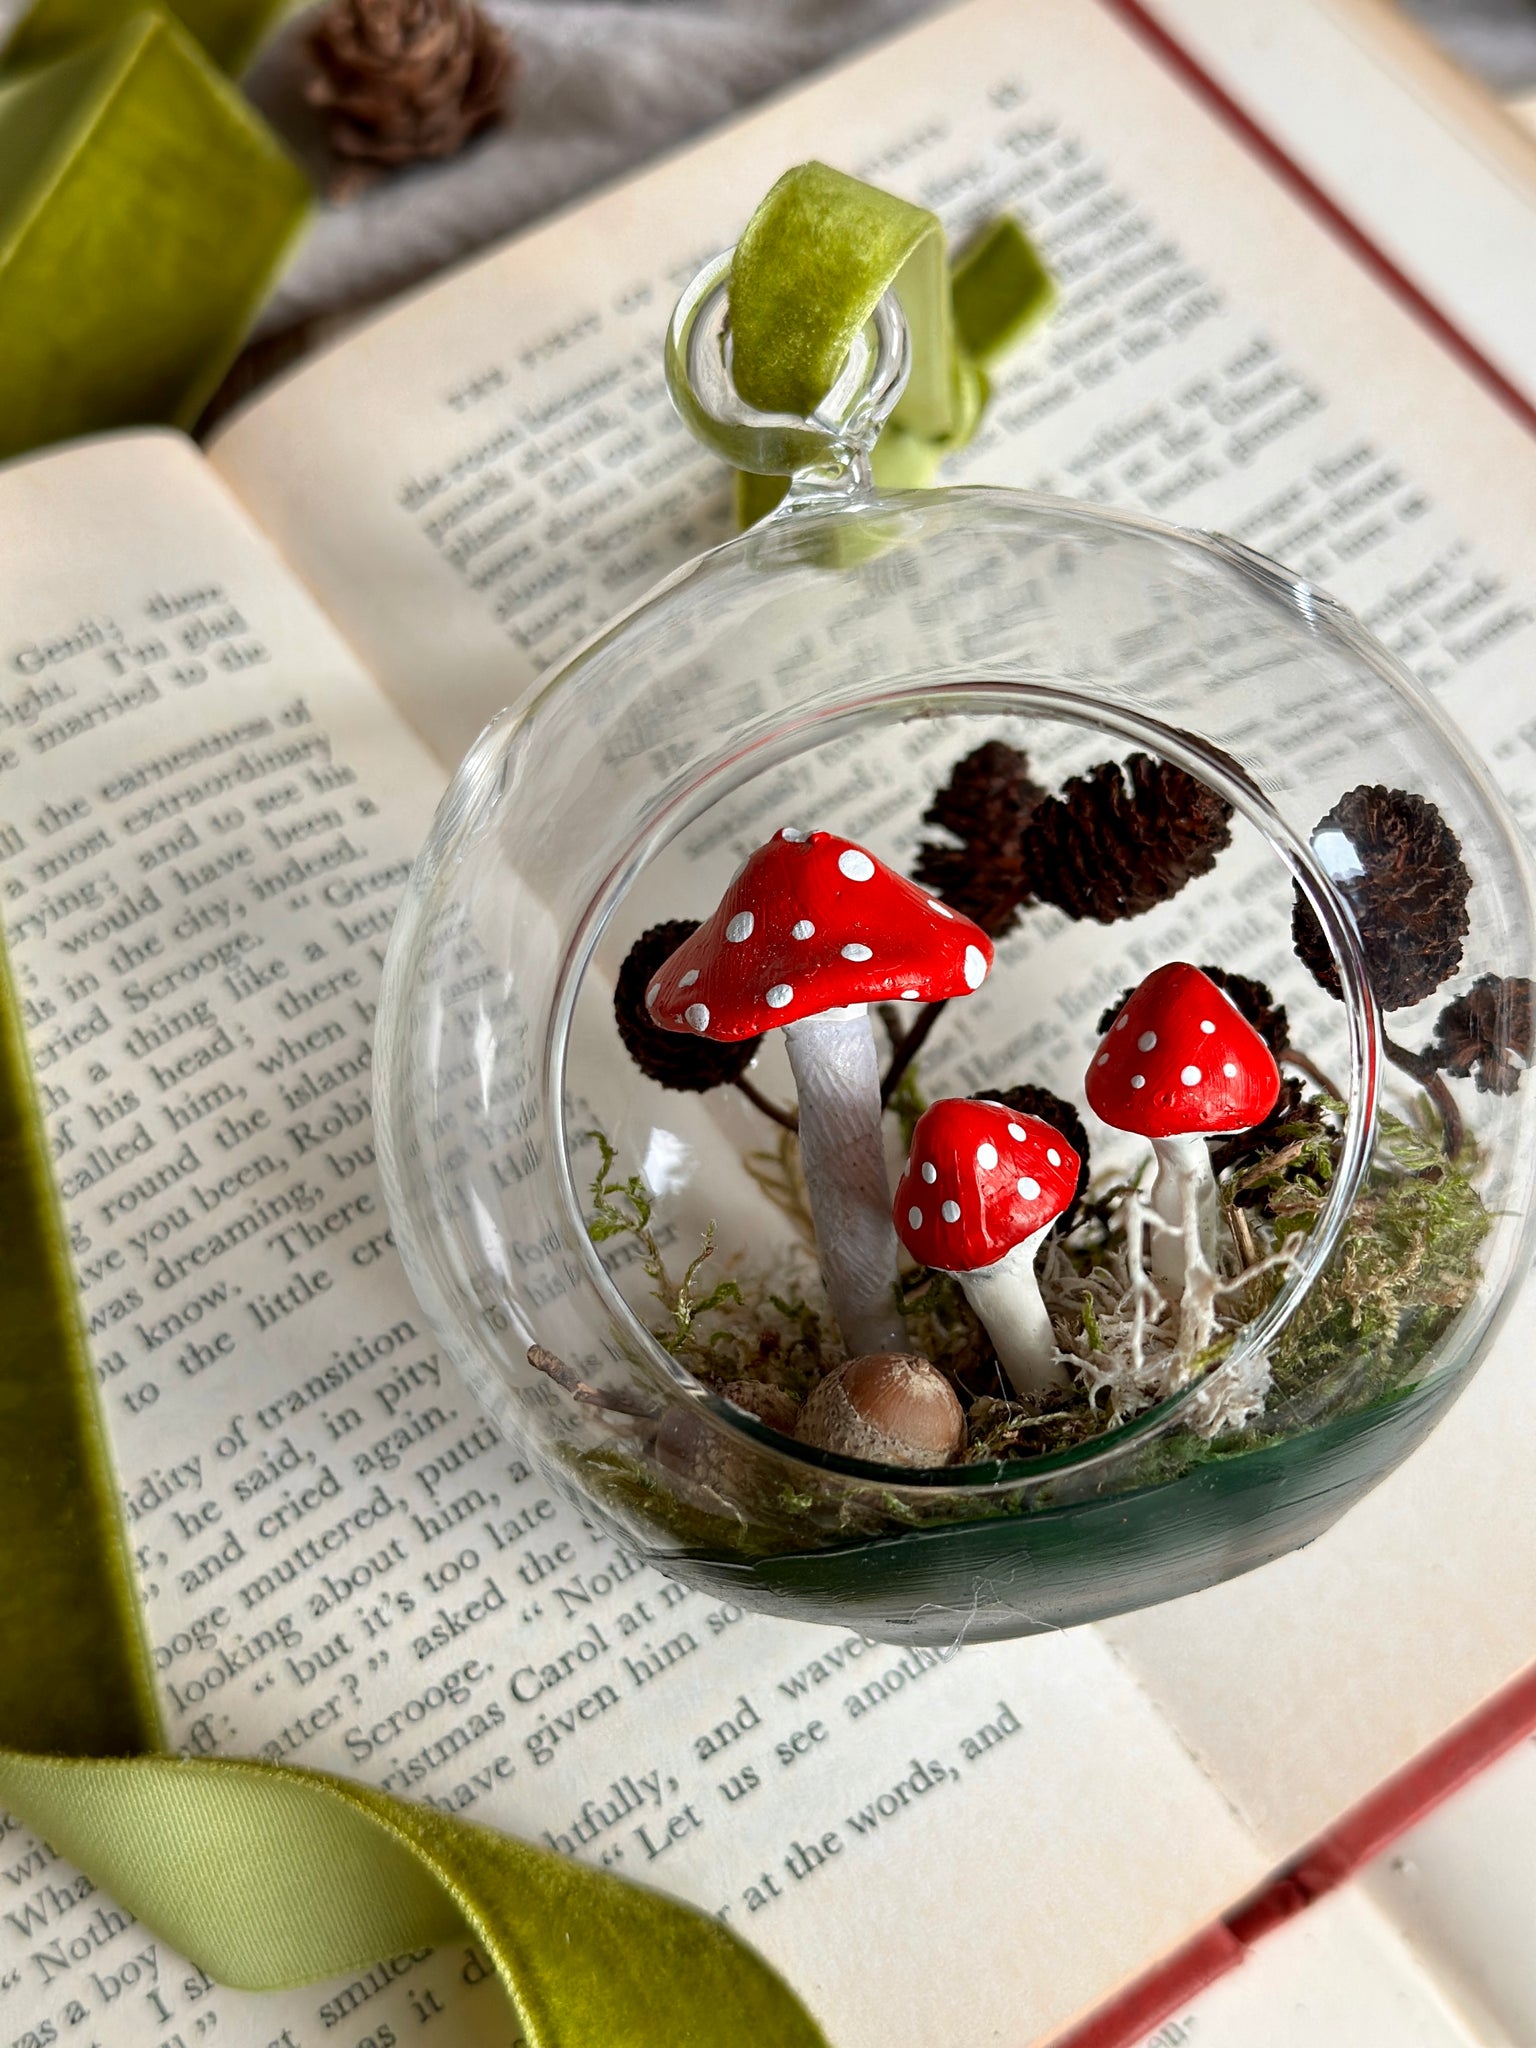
[{"left": 665, "top": 248, "right": 911, "bottom": 498}]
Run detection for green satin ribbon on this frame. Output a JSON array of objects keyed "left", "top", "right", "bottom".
[
  {"left": 729, "top": 161, "right": 1054, "bottom": 525},
  {"left": 0, "top": 900, "right": 828, "bottom": 2041}
]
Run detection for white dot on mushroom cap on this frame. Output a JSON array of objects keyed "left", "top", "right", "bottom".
[
  {"left": 964, "top": 946, "right": 986, "bottom": 989},
  {"left": 1008, "top": 1123, "right": 1026, "bottom": 1141},
  {"left": 679, "top": 969, "right": 699, "bottom": 988},
  {"left": 932, "top": 902, "right": 954, "bottom": 919},
  {"left": 1138, "top": 1030, "right": 1157, "bottom": 1052},
  {"left": 791, "top": 919, "right": 815, "bottom": 940},
  {"left": 901, "top": 988, "right": 919, "bottom": 1000},
  {"left": 726, "top": 911, "right": 754, "bottom": 943},
  {"left": 1200, "top": 1019, "right": 1216, "bottom": 1035},
  {"left": 686, "top": 1004, "right": 710, "bottom": 1032},
  {"left": 908, "top": 1206, "right": 923, "bottom": 1229},
  {"left": 1017, "top": 1176, "right": 1040, "bottom": 1200},
  {"left": 1115, "top": 1016, "right": 1128, "bottom": 1031},
  {"left": 1181, "top": 1065, "right": 1202, "bottom": 1086},
  {"left": 841, "top": 942, "right": 872, "bottom": 961},
  {"left": 1096, "top": 1054, "right": 1109, "bottom": 1068},
  {"left": 1130, "top": 1074, "right": 1145, "bottom": 1089},
  {"left": 1047, "top": 1148, "right": 1061, "bottom": 1167},
  {"left": 780, "top": 827, "right": 805, "bottom": 842},
  {"left": 838, "top": 849, "right": 875, "bottom": 881},
  {"left": 921, "top": 1162, "right": 937, "bottom": 1184},
  {"left": 646, "top": 981, "right": 660, "bottom": 1005},
  {"left": 941, "top": 1200, "right": 961, "bottom": 1223},
  {"left": 1223, "top": 1061, "right": 1238, "bottom": 1078},
  {"left": 977, "top": 1142, "right": 998, "bottom": 1169},
  {"left": 765, "top": 984, "right": 793, "bottom": 1009}
]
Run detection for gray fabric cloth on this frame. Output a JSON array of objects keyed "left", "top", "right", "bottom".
[{"left": 1402, "top": 0, "right": 1536, "bottom": 97}]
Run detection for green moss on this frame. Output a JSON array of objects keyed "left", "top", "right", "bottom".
[{"left": 567, "top": 1099, "right": 1491, "bottom": 1561}]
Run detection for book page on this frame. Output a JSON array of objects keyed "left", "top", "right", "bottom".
[
  {"left": 0, "top": 434, "right": 1265, "bottom": 2048},
  {"left": 1144, "top": 1885, "right": 1500, "bottom": 2048},
  {"left": 1360, "top": 1732, "right": 1536, "bottom": 2046},
  {"left": 1145, "top": 0, "right": 1536, "bottom": 408},
  {"left": 209, "top": 0, "right": 1536, "bottom": 779}
]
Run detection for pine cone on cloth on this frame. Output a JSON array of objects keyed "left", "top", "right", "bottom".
[{"left": 306, "top": 0, "right": 513, "bottom": 199}]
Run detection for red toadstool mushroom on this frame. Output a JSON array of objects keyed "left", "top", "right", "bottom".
[
  {"left": 1085, "top": 961, "right": 1280, "bottom": 1295},
  {"left": 647, "top": 827, "right": 994, "bottom": 1355},
  {"left": 893, "top": 1097, "right": 1079, "bottom": 1394}
]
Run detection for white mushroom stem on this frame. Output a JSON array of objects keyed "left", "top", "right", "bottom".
[
  {"left": 782, "top": 1006, "right": 904, "bottom": 1357},
  {"left": 1148, "top": 1132, "right": 1221, "bottom": 1298},
  {"left": 954, "top": 1232, "right": 1069, "bottom": 1395}
]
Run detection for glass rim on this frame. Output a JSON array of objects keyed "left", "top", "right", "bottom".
[{"left": 546, "top": 630, "right": 1384, "bottom": 1495}]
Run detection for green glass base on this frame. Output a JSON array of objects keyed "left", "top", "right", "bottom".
[{"left": 669, "top": 1380, "right": 1458, "bottom": 1645}]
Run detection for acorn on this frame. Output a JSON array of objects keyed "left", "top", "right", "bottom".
[
  {"left": 719, "top": 1380, "right": 802, "bottom": 1435},
  {"left": 796, "top": 1353, "right": 965, "bottom": 1468}
]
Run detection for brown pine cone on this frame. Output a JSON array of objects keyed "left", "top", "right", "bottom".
[
  {"left": 971, "top": 1082, "right": 1090, "bottom": 1231},
  {"left": 912, "top": 740, "right": 1046, "bottom": 938},
  {"left": 1021, "top": 754, "right": 1233, "bottom": 924},
  {"left": 615, "top": 921, "right": 763, "bottom": 1092},
  {"left": 1094, "top": 966, "right": 1288, "bottom": 1058},
  {"left": 1432, "top": 974, "right": 1534, "bottom": 1094},
  {"left": 1292, "top": 786, "right": 1471, "bottom": 1011},
  {"left": 307, "top": 0, "right": 512, "bottom": 198}
]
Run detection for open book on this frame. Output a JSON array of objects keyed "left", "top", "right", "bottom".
[{"left": 4, "top": 2, "right": 1536, "bottom": 2043}]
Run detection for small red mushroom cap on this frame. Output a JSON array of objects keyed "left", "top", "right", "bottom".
[
  {"left": 646, "top": 827, "right": 994, "bottom": 1042},
  {"left": 1086, "top": 962, "right": 1281, "bottom": 1138},
  {"left": 893, "top": 1098, "right": 1079, "bottom": 1272}
]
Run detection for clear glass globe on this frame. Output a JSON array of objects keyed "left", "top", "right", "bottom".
[{"left": 374, "top": 479, "right": 1536, "bottom": 1646}]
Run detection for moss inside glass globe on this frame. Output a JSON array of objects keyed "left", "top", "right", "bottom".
[{"left": 374, "top": 485, "right": 1536, "bottom": 1646}]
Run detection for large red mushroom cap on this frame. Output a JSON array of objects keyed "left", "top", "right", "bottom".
[
  {"left": 893, "top": 1098, "right": 1079, "bottom": 1272},
  {"left": 1086, "top": 962, "right": 1281, "bottom": 1138},
  {"left": 646, "top": 827, "right": 994, "bottom": 1042}
]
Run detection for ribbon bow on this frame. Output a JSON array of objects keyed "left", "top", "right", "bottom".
[{"left": 729, "top": 159, "right": 1054, "bottom": 525}]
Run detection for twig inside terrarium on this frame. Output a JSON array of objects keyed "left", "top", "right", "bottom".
[
  {"left": 1280, "top": 1043, "right": 1342, "bottom": 1099},
  {"left": 734, "top": 1075, "right": 798, "bottom": 1131},
  {"left": 880, "top": 999, "right": 946, "bottom": 1104},
  {"left": 1382, "top": 1033, "right": 1464, "bottom": 1159},
  {"left": 527, "top": 1344, "right": 657, "bottom": 1417}
]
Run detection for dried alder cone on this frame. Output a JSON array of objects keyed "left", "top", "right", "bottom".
[
  {"left": 1432, "top": 974, "right": 1535, "bottom": 1095},
  {"left": 1022, "top": 753, "right": 1233, "bottom": 924},
  {"left": 1293, "top": 784, "right": 1471, "bottom": 1011},
  {"left": 615, "top": 921, "right": 762, "bottom": 1091},
  {"left": 913, "top": 739, "right": 1046, "bottom": 937},
  {"left": 306, "top": 0, "right": 512, "bottom": 197}
]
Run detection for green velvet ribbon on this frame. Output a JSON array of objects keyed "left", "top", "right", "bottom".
[
  {"left": 729, "top": 161, "right": 1054, "bottom": 525},
  {"left": 0, "top": 936, "right": 829, "bottom": 2040}
]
